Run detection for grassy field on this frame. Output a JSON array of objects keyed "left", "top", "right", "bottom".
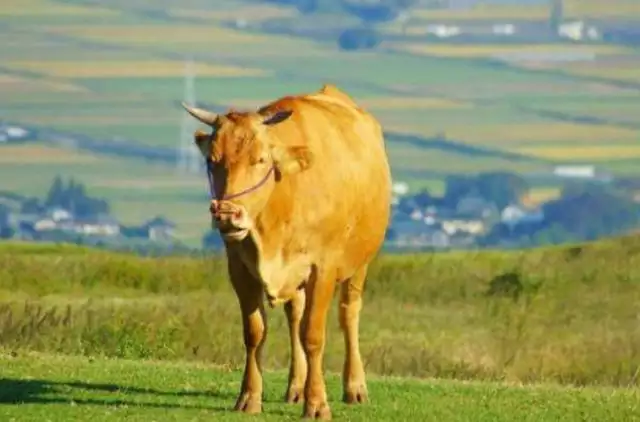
[
  {"left": 1, "top": 238, "right": 640, "bottom": 384},
  {"left": 0, "top": 238, "right": 640, "bottom": 420},
  {"left": 1, "top": 352, "right": 639, "bottom": 422},
  {"left": 1, "top": 0, "right": 639, "bottom": 243}
]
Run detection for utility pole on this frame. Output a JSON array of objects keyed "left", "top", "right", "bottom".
[
  {"left": 549, "top": 0, "right": 564, "bottom": 34},
  {"left": 177, "top": 58, "right": 201, "bottom": 175}
]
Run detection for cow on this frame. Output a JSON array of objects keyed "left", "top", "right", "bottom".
[{"left": 181, "top": 83, "right": 391, "bottom": 420}]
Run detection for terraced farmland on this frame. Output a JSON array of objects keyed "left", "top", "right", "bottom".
[{"left": 1, "top": 0, "right": 639, "bottom": 244}]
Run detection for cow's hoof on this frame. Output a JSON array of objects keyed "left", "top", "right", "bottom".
[
  {"left": 302, "top": 402, "right": 331, "bottom": 420},
  {"left": 343, "top": 383, "right": 368, "bottom": 404},
  {"left": 285, "top": 385, "right": 304, "bottom": 404},
  {"left": 234, "top": 392, "right": 262, "bottom": 414}
]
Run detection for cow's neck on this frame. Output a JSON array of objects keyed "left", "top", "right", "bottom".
[{"left": 232, "top": 184, "right": 310, "bottom": 307}]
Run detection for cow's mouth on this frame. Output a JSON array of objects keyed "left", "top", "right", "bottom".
[
  {"left": 219, "top": 225, "right": 249, "bottom": 241},
  {"left": 211, "top": 200, "right": 252, "bottom": 241}
]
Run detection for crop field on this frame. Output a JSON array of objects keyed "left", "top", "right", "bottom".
[
  {"left": 392, "top": 43, "right": 631, "bottom": 59},
  {"left": 409, "top": 0, "right": 640, "bottom": 21},
  {"left": 1, "top": 0, "right": 639, "bottom": 242},
  {"left": 517, "top": 145, "right": 640, "bottom": 161},
  {"left": 1, "top": 238, "right": 640, "bottom": 420}
]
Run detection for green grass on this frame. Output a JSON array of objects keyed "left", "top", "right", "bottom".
[
  {"left": 1, "top": 0, "right": 640, "bottom": 244},
  {"left": 1, "top": 238, "right": 640, "bottom": 420},
  {"left": 1, "top": 352, "right": 639, "bottom": 422},
  {"left": 1, "top": 237, "right": 640, "bottom": 386}
]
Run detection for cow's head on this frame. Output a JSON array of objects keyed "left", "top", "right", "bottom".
[{"left": 182, "top": 103, "right": 313, "bottom": 242}]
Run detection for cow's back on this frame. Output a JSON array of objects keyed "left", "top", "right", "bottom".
[{"left": 262, "top": 85, "right": 391, "bottom": 279}]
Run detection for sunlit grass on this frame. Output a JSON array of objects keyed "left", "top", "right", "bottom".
[
  {"left": 517, "top": 145, "right": 640, "bottom": 161},
  {"left": 394, "top": 43, "right": 632, "bottom": 59},
  {"left": 0, "top": 0, "right": 118, "bottom": 17},
  {"left": 5, "top": 60, "right": 269, "bottom": 79}
]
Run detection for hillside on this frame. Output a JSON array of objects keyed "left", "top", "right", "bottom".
[{"left": 1, "top": 236, "right": 639, "bottom": 387}]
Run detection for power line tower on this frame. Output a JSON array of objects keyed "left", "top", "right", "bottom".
[{"left": 177, "top": 58, "right": 202, "bottom": 175}]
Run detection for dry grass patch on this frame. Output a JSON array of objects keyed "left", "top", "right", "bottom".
[
  {"left": 412, "top": 1, "right": 640, "bottom": 21},
  {"left": 92, "top": 176, "right": 206, "bottom": 190},
  {"left": 24, "top": 113, "right": 185, "bottom": 126},
  {"left": 0, "top": 73, "right": 87, "bottom": 94},
  {"left": 42, "top": 24, "right": 266, "bottom": 46},
  {"left": 0, "top": 0, "right": 118, "bottom": 17},
  {"left": 559, "top": 63, "right": 640, "bottom": 84},
  {"left": 5, "top": 60, "right": 268, "bottom": 79},
  {"left": 169, "top": 4, "right": 296, "bottom": 22},
  {"left": 393, "top": 43, "right": 631, "bottom": 59},
  {"left": 516, "top": 145, "right": 640, "bottom": 161},
  {"left": 0, "top": 145, "right": 99, "bottom": 164},
  {"left": 522, "top": 188, "right": 562, "bottom": 207},
  {"left": 564, "top": 0, "right": 640, "bottom": 19},
  {"left": 385, "top": 122, "right": 638, "bottom": 145},
  {"left": 412, "top": 5, "right": 550, "bottom": 21},
  {"left": 360, "top": 96, "right": 470, "bottom": 110}
]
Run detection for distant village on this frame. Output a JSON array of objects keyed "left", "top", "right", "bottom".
[{"left": 2, "top": 163, "right": 639, "bottom": 255}]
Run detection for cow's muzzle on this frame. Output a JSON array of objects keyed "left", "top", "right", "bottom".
[{"left": 210, "top": 200, "right": 252, "bottom": 241}]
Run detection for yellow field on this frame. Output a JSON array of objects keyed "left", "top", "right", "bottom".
[
  {"left": 215, "top": 95, "right": 470, "bottom": 112},
  {"left": 0, "top": 145, "right": 99, "bottom": 164},
  {"left": 0, "top": 0, "right": 118, "bottom": 17},
  {"left": 91, "top": 177, "right": 205, "bottom": 190},
  {"left": 5, "top": 60, "right": 269, "bottom": 79},
  {"left": 564, "top": 0, "right": 640, "bottom": 19},
  {"left": 411, "top": 1, "right": 640, "bottom": 21},
  {"left": 169, "top": 5, "right": 296, "bottom": 22},
  {"left": 522, "top": 188, "right": 562, "bottom": 207},
  {"left": 18, "top": 114, "right": 180, "bottom": 126},
  {"left": 559, "top": 65, "right": 640, "bottom": 84},
  {"left": 517, "top": 145, "right": 640, "bottom": 161},
  {"left": 412, "top": 5, "right": 548, "bottom": 21},
  {"left": 383, "top": 121, "right": 639, "bottom": 145},
  {"left": 42, "top": 24, "right": 266, "bottom": 46},
  {"left": 0, "top": 73, "right": 87, "bottom": 93},
  {"left": 360, "top": 96, "right": 470, "bottom": 110},
  {"left": 393, "top": 43, "right": 631, "bottom": 59}
]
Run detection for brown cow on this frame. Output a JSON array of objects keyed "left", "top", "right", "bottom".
[{"left": 182, "top": 83, "right": 391, "bottom": 420}]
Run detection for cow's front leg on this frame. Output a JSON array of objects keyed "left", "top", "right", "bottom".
[
  {"left": 301, "top": 268, "right": 336, "bottom": 420},
  {"left": 339, "top": 266, "right": 368, "bottom": 404},
  {"left": 284, "top": 288, "right": 307, "bottom": 403},
  {"left": 229, "top": 260, "right": 266, "bottom": 414}
]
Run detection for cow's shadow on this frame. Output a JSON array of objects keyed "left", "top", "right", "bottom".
[{"left": 0, "top": 378, "right": 236, "bottom": 412}]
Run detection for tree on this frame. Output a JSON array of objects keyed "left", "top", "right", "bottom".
[
  {"left": 549, "top": 0, "right": 564, "bottom": 33},
  {"left": 338, "top": 27, "right": 381, "bottom": 50},
  {"left": 20, "top": 197, "right": 41, "bottom": 214},
  {"left": 44, "top": 175, "right": 64, "bottom": 208},
  {"left": 542, "top": 187, "right": 640, "bottom": 241},
  {"left": 475, "top": 172, "right": 529, "bottom": 211},
  {"left": 296, "top": 0, "right": 318, "bottom": 13}
]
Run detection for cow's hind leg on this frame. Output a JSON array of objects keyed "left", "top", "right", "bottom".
[
  {"left": 339, "top": 265, "right": 368, "bottom": 404},
  {"left": 301, "top": 266, "right": 336, "bottom": 420},
  {"left": 284, "top": 288, "right": 308, "bottom": 403},
  {"left": 228, "top": 259, "right": 266, "bottom": 414}
]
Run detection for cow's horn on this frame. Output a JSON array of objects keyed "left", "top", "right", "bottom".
[{"left": 181, "top": 102, "right": 217, "bottom": 126}]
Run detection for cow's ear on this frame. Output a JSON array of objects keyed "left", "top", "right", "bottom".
[
  {"left": 263, "top": 110, "right": 293, "bottom": 126},
  {"left": 271, "top": 145, "right": 313, "bottom": 175},
  {"left": 193, "top": 130, "right": 210, "bottom": 156}
]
